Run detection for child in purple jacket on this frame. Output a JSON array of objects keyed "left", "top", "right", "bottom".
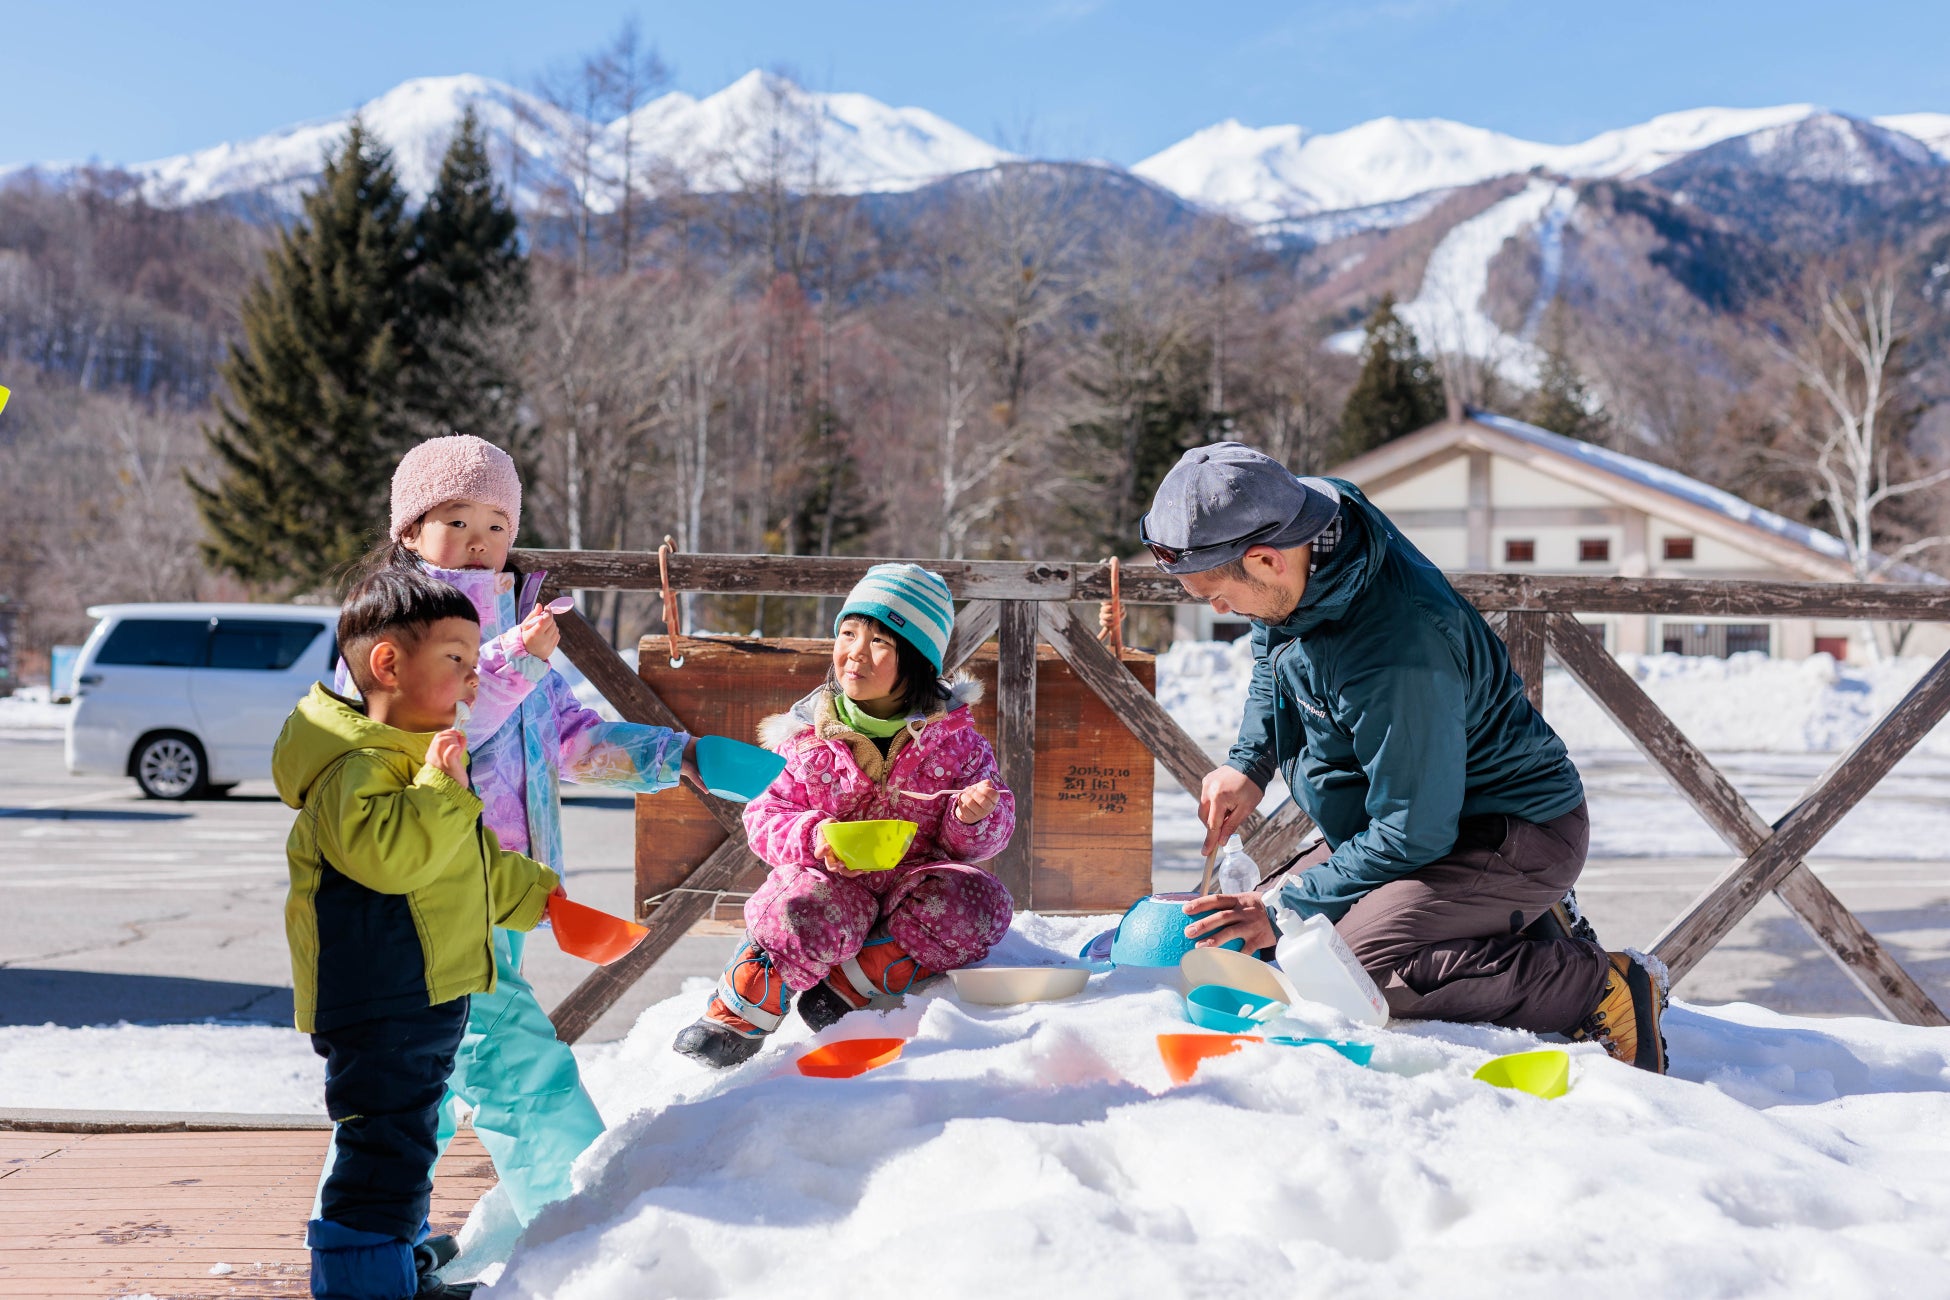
[{"left": 674, "top": 564, "right": 1015, "bottom": 1068}]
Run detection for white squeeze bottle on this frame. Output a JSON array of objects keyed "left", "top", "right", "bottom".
[{"left": 1271, "top": 905, "right": 1390, "bottom": 1026}]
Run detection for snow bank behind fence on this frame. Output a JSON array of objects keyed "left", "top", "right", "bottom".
[{"left": 1158, "top": 640, "right": 1950, "bottom": 755}]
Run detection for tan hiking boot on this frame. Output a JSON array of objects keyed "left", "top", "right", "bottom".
[{"left": 1570, "top": 949, "right": 1670, "bottom": 1074}]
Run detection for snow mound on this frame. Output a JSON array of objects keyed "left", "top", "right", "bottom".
[
  {"left": 482, "top": 912, "right": 1950, "bottom": 1298},
  {"left": 0, "top": 683, "right": 71, "bottom": 736}
]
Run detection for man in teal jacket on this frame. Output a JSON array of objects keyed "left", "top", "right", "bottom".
[{"left": 1161, "top": 443, "right": 1667, "bottom": 1072}]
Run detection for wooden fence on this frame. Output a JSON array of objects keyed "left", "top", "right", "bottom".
[{"left": 520, "top": 549, "right": 1950, "bottom": 1039}]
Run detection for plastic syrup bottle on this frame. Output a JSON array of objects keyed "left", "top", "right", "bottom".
[{"left": 1271, "top": 905, "right": 1390, "bottom": 1027}]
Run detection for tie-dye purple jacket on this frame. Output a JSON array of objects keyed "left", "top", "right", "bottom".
[{"left": 339, "top": 565, "right": 688, "bottom": 870}]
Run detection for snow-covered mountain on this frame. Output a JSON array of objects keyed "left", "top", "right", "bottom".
[
  {"left": 95, "top": 71, "right": 1014, "bottom": 213},
  {"left": 1131, "top": 104, "right": 1829, "bottom": 225}
]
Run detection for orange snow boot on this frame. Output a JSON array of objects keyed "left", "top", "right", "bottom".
[
  {"left": 799, "top": 933, "right": 936, "bottom": 1032},
  {"left": 673, "top": 940, "right": 790, "bottom": 1069},
  {"left": 1570, "top": 949, "right": 1670, "bottom": 1074}
]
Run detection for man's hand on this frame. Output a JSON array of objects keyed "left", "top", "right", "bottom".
[
  {"left": 1198, "top": 765, "right": 1263, "bottom": 856},
  {"left": 953, "top": 778, "right": 1001, "bottom": 824},
  {"left": 427, "top": 729, "right": 469, "bottom": 787},
  {"left": 1183, "top": 889, "right": 1276, "bottom": 952},
  {"left": 517, "top": 606, "right": 561, "bottom": 660}
]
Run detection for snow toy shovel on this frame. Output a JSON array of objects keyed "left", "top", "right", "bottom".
[
  {"left": 797, "top": 1037, "right": 905, "bottom": 1078},
  {"left": 694, "top": 735, "right": 788, "bottom": 802},
  {"left": 1157, "top": 1032, "right": 1261, "bottom": 1085},
  {"left": 949, "top": 965, "right": 1091, "bottom": 1006},
  {"left": 822, "top": 819, "right": 919, "bottom": 872},
  {"left": 1184, "top": 984, "right": 1287, "bottom": 1034},
  {"left": 1472, "top": 1048, "right": 1570, "bottom": 1099},
  {"left": 547, "top": 896, "right": 650, "bottom": 966}
]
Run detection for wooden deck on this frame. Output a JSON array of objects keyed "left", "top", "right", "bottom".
[{"left": 0, "top": 1126, "right": 494, "bottom": 1298}]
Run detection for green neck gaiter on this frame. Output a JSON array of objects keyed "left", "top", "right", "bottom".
[{"left": 832, "top": 689, "right": 912, "bottom": 739}]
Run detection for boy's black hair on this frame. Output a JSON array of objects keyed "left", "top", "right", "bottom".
[
  {"left": 338, "top": 568, "right": 480, "bottom": 695},
  {"left": 829, "top": 613, "right": 949, "bottom": 717}
]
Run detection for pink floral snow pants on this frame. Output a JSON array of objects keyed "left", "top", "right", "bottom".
[{"left": 744, "top": 861, "right": 1013, "bottom": 991}]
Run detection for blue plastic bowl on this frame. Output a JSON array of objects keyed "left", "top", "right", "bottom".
[
  {"left": 1184, "top": 983, "right": 1283, "bottom": 1034},
  {"left": 1267, "top": 1036, "right": 1375, "bottom": 1068},
  {"left": 1106, "top": 893, "right": 1244, "bottom": 967},
  {"left": 695, "top": 735, "right": 788, "bottom": 802}
]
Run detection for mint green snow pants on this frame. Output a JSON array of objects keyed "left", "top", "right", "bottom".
[{"left": 435, "top": 928, "right": 605, "bottom": 1224}]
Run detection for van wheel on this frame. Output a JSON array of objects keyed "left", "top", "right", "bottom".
[{"left": 133, "top": 733, "right": 208, "bottom": 800}]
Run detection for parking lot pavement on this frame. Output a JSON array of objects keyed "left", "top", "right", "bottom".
[{"left": 0, "top": 732, "right": 722, "bottom": 1042}]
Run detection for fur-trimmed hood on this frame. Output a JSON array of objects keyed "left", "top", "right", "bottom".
[{"left": 758, "top": 676, "right": 983, "bottom": 784}]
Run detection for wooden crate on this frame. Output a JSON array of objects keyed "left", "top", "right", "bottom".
[{"left": 633, "top": 635, "right": 1155, "bottom": 916}]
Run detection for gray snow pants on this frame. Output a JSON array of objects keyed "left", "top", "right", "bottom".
[{"left": 1291, "top": 802, "right": 1609, "bottom": 1034}]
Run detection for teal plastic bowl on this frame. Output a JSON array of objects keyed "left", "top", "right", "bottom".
[
  {"left": 1184, "top": 983, "right": 1283, "bottom": 1034},
  {"left": 695, "top": 735, "right": 788, "bottom": 802},
  {"left": 1105, "top": 893, "right": 1245, "bottom": 967}
]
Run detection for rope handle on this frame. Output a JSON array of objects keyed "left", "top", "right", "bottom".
[
  {"left": 658, "top": 535, "right": 686, "bottom": 669},
  {"left": 1098, "top": 556, "right": 1124, "bottom": 658}
]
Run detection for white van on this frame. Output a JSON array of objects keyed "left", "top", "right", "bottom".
[{"left": 66, "top": 603, "right": 339, "bottom": 799}]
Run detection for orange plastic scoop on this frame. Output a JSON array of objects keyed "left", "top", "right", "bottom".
[
  {"left": 547, "top": 896, "right": 650, "bottom": 965},
  {"left": 1157, "top": 1032, "right": 1262, "bottom": 1085},
  {"left": 796, "top": 1037, "right": 905, "bottom": 1078}
]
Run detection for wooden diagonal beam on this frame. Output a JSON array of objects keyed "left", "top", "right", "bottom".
[
  {"left": 943, "top": 600, "right": 1000, "bottom": 673},
  {"left": 1545, "top": 613, "right": 1947, "bottom": 1026},
  {"left": 1037, "top": 602, "right": 1319, "bottom": 871}
]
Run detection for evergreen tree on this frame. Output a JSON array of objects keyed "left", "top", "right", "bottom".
[
  {"left": 192, "top": 122, "right": 415, "bottom": 591},
  {"left": 1333, "top": 295, "right": 1445, "bottom": 462},
  {"left": 404, "top": 107, "right": 530, "bottom": 453},
  {"left": 1067, "top": 330, "right": 1218, "bottom": 553},
  {"left": 1521, "top": 307, "right": 1610, "bottom": 443}
]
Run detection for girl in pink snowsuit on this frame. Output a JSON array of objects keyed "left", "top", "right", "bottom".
[{"left": 673, "top": 564, "right": 1015, "bottom": 1068}]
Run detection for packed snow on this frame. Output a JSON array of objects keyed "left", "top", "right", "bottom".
[
  {"left": 460, "top": 913, "right": 1950, "bottom": 1299},
  {"left": 0, "top": 683, "right": 69, "bottom": 737}
]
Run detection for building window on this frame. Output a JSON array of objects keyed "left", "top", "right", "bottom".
[
  {"left": 1578, "top": 538, "right": 1611, "bottom": 563},
  {"left": 1504, "top": 539, "right": 1536, "bottom": 563},
  {"left": 1663, "top": 536, "right": 1695, "bottom": 561},
  {"left": 1661, "top": 623, "right": 1771, "bottom": 658}
]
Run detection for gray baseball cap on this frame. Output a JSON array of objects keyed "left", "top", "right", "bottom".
[{"left": 1140, "top": 442, "right": 1341, "bottom": 575}]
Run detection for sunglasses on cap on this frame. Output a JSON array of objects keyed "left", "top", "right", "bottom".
[{"left": 1138, "top": 513, "right": 1286, "bottom": 568}]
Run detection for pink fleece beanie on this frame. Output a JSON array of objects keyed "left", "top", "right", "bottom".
[{"left": 389, "top": 435, "right": 523, "bottom": 541}]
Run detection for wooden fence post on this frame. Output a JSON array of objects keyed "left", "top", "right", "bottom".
[
  {"left": 991, "top": 600, "right": 1039, "bottom": 907},
  {"left": 1499, "top": 611, "right": 1547, "bottom": 713}
]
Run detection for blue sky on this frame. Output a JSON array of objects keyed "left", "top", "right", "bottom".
[{"left": 5, "top": 1, "right": 1950, "bottom": 167}]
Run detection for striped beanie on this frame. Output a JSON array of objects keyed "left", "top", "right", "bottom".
[{"left": 834, "top": 563, "right": 955, "bottom": 672}]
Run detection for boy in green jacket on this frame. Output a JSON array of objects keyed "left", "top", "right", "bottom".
[{"left": 274, "top": 569, "right": 558, "bottom": 1299}]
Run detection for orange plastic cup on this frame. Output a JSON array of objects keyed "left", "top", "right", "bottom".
[
  {"left": 796, "top": 1038, "right": 905, "bottom": 1079},
  {"left": 1157, "top": 1032, "right": 1262, "bottom": 1085},
  {"left": 548, "top": 896, "right": 650, "bottom": 966}
]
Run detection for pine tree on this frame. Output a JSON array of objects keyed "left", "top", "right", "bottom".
[
  {"left": 1521, "top": 310, "right": 1610, "bottom": 444},
  {"left": 404, "top": 107, "right": 530, "bottom": 453},
  {"left": 1334, "top": 295, "right": 1445, "bottom": 462},
  {"left": 192, "top": 122, "right": 415, "bottom": 591}
]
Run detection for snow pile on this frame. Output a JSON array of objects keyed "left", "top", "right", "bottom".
[
  {"left": 0, "top": 683, "right": 70, "bottom": 735},
  {"left": 1159, "top": 639, "right": 1950, "bottom": 758},
  {"left": 1543, "top": 652, "right": 1947, "bottom": 755},
  {"left": 477, "top": 912, "right": 1950, "bottom": 1298},
  {"left": 0, "top": 1023, "right": 323, "bottom": 1113}
]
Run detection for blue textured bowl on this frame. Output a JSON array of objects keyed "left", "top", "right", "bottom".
[
  {"left": 695, "top": 735, "right": 787, "bottom": 802},
  {"left": 1185, "top": 983, "right": 1284, "bottom": 1034},
  {"left": 1107, "top": 893, "right": 1244, "bottom": 968}
]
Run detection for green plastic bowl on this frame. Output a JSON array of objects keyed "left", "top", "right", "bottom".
[
  {"left": 822, "top": 819, "right": 919, "bottom": 872},
  {"left": 1472, "top": 1048, "right": 1570, "bottom": 1099}
]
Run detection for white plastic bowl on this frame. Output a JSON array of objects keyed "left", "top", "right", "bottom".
[
  {"left": 1179, "top": 946, "right": 1300, "bottom": 1006},
  {"left": 948, "top": 965, "right": 1092, "bottom": 1006}
]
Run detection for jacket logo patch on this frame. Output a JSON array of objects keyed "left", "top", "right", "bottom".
[
  {"left": 886, "top": 610, "right": 907, "bottom": 627},
  {"left": 1294, "top": 695, "right": 1328, "bottom": 721}
]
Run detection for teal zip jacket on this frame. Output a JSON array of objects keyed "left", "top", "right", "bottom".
[{"left": 1227, "top": 481, "right": 1584, "bottom": 923}]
